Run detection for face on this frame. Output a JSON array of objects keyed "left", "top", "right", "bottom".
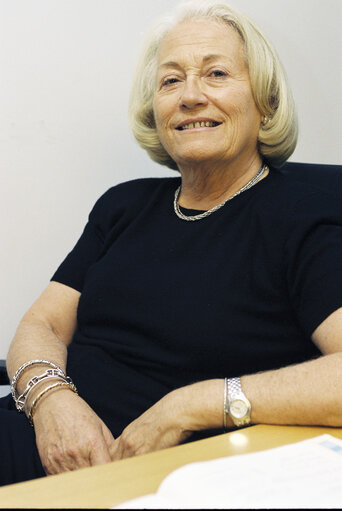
[{"left": 153, "top": 19, "right": 263, "bottom": 169}]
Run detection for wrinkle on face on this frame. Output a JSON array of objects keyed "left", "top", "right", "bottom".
[{"left": 153, "top": 19, "right": 263, "bottom": 204}]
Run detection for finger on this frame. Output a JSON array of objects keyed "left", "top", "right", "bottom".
[
  {"left": 109, "top": 437, "right": 121, "bottom": 460},
  {"left": 46, "top": 443, "right": 93, "bottom": 474},
  {"left": 116, "top": 434, "right": 146, "bottom": 460},
  {"left": 88, "top": 437, "right": 113, "bottom": 466},
  {"left": 101, "top": 422, "right": 116, "bottom": 450},
  {"left": 45, "top": 435, "right": 110, "bottom": 472},
  {"left": 42, "top": 451, "right": 80, "bottom": 475},
  {"left": 110, "top": 435, "right": 131, "bottom": 461}
]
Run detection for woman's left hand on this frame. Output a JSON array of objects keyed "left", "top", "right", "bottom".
[
  {"left": 109, "top": 390, "right": 191, "bottom": 460},
  {"left": 110, "top": 379, "right": 224, "bottom": 460}
]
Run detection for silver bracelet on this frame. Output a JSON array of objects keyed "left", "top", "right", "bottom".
[
  {"left": 28, "top": 380, "right": 78, "bottom": 426},
  {"left": 11, "top": 360, "right": 65, "bottom": 402},
  {"left": 15, "top": 368, "right": 70, "bottom": 412}
]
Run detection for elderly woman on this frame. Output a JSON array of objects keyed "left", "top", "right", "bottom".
[{"left": 1, "top": 0, "right": 342, "bottom": 486}]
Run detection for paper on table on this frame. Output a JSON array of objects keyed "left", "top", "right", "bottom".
[{"left": 114, "top": 434, "right": 342, "bottom": 509}]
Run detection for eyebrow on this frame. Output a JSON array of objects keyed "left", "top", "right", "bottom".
[{"left": 159, "top": 54, "right": 229, "bottom": 69}]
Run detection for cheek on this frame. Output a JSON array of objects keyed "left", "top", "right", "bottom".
[
  {"left": 153, "top": 101, "right": 173, "bottom": 151},
  {"left": 152, "top": 99, "right": 161, "bottom": 129},
  {"left": 153, "top": 96, "right": 166, "bottom": 126},
  {"left": 154, "top": 93, "right": 179, "bottom": 128},
  {"left": 218, "top": 85, "right": 258, "bottom": 118},
  {"left": 239, "top": 90, "right": 261, "bottom": 121}
]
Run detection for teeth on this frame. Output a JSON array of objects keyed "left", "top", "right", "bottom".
[{"left": 179, "top": 121, "right": 218, "bottom": 130}]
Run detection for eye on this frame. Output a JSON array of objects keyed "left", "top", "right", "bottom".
[
  {"left": 209, "top": 69, "right": 228, "bottom": 78},
  {"left": 161, "top": 77, "right": 180, "bottom": 87}
]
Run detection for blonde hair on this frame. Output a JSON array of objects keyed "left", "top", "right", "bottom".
[{"left": 129, "top": 0, "right": 298, "bottom": 169}]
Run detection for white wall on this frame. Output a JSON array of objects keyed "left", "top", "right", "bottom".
[{"left": 0, "top": 0, "right": 341, "bottom": 358}]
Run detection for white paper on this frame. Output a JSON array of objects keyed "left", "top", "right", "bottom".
[{"left": 113, "top": 434, "right": 342, "bottom": 509}]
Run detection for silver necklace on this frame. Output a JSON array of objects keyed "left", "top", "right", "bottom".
[{"left": 173, "top": 163, "right": 268, "bottom": 221}]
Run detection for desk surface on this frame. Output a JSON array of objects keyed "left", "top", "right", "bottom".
[{"left": 1, "top": 424, "right": 342, "bottom": 508}]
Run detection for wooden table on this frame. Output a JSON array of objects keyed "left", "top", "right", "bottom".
[{"left": 1, "top": 424, "right": 342, "bottom": 508}]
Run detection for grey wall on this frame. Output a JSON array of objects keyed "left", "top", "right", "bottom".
[{"left": 0, "top": 0, "right": 341, "bottom": 357}]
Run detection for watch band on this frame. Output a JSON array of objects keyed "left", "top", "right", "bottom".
[{"left": 225, "top": 377, "right": 251, "bottom": 427}]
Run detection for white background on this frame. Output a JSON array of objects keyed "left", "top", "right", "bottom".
[{"left": 0, "top": 0, "right": 341, "bottom": 358}]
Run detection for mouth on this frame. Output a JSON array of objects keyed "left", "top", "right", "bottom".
[{"left": 176, "top": 120, "right": 222, "bottom": 131}]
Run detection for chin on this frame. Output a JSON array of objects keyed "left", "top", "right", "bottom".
[
  {"left": 175, "top": 157, "right": 219, "bottom": 169},
  {"left": 172, "top": 145, "right": 221, "bottom": 161},
  {"left": 175, "top": 151, "right": 226, "bottom": 167}
]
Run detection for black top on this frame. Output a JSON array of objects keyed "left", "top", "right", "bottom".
[{"left": 51, "top": 162, "right": 342, "bottom": 436}]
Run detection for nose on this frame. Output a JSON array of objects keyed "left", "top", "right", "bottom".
[{"left": 179, "top": 76, "right": 208, "bottom": 110}]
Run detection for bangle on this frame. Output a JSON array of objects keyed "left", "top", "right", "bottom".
[
  {"left": 15, "top": 368, "right": 70, "bottom": 412},
  {"left": 28, "top": 380, "right": 78, "bottom": 426},
  {"left": 11, "top": 360, "right": 65, "bottom": 402},
  {"left": 223, "top": 377, "right": 228, "bottom": 430},
  {"left": 24, "top": 374, "right": 75, "bottom": 416}
]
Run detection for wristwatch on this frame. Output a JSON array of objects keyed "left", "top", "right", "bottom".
[{"left": 226, "top": 377, "right": 251, "bottom": 427}]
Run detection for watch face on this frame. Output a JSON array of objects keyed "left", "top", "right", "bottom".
[{"left": 231, "top": 399, "right": 248, "bottom": 418}]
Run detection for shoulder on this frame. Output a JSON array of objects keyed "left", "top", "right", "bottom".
[
  {"left": 91, "top": 177, "right": 178, "bottom": 212},
  {"left": 252, "top": 162, "right": 342, "bottom": 241},
  {"left": 88, "top": 176, "right": 179, "bottom": 228},
  {"left": 273, "top": 161, "right": 342, "bottom": 197},
  {"left": 269, "top": 162, "right": 342, "bottom": 241},
  {"left": 96, "top": 177, "right": 179, "bottom": 208},
  {"left": 260, "top": 162, "right": 342, "bottom": 211}
]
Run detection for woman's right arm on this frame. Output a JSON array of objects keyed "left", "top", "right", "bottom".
[{"left": 6, "top": 281, "right": 115, "bottom": 475}]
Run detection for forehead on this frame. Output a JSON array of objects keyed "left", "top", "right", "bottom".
[{"left": 157, "top": 18, "right": 245, "bottom": 67}]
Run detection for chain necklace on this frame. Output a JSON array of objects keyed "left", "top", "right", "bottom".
[{"left": 173, "top": 163, "right": 268, "bottom": 221}]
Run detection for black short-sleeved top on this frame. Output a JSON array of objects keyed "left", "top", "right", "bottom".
[{"left": 51, "top": 162, "right": 342, "bottom": 436}]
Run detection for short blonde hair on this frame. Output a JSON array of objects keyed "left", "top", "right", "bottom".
[{"left": 129, "top": 0, "right": 298, "bottom": 169}]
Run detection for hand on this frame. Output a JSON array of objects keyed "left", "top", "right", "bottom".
[
  {"left": 110, "top": 390, "right": 192, "bottom": 460},
  {"left": 32, "top": 388, "right": 115, "bottom": 475},
  {"left": 110, "top": 379, "right": 225, "bottom": 460}
]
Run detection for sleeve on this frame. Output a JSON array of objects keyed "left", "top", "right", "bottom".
[
  {"left": 50, "top": 187, "right": 117, "bottom": 292},
  {"left": 285, "top": 190, "right": 342, "bottom": 337}
]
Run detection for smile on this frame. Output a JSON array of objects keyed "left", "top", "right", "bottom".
[{"left": 176, "top": 121, "right": 221, "bottom": 130}]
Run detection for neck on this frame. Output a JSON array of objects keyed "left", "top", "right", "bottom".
[{"left": 177, "top": 155, "right": 265, "bottom": 210}]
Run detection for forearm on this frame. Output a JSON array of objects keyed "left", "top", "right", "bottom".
[
  {"left": 7, "top": 318, "right": 69, "bottom": 396},
  {"left": 6, "top": 317, "right": 115, "bottom": 474},
  {"left": 242, "top": 352, "right": 342, "bottom": 427},
  {"left": 179, "top": 353, "right": 342, "bottom": 432}
]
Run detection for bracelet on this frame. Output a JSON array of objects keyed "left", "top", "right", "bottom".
[
  {"left": 223, "top": 377, "right": 228, "bottom": 430},
  {"left": 24, "top": 374, "right": 75, "bottom": 416},
  {"left": 28, "top": 380, "right": 78, "bottom": 426},
  {"left": 16, "top": 368, "right": 70, "bottom": 412},
  {"left": 11, "top": 360, "right": 65, "bottom": 402}
]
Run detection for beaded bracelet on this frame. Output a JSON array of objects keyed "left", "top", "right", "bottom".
[
  {"left": 16, "top": 368, "right": 71, "bottom": 412},
  {"left": 11, "top": 360, "right": 65, "bottom": 402},
  {"left": 28, "top": 380, "right": 78, "bottom": 426}
]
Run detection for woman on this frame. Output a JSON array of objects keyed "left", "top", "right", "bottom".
[{"left": 2, "top": 0, "right": 342, "bottom": 485}]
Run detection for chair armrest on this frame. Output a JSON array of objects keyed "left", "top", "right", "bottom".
[{"left": 0, "top": 359, "right": 9, "bottom": 385}]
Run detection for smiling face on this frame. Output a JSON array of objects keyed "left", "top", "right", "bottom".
[{"left": 153, "top": 19, "right": 263, "bottom": 171}]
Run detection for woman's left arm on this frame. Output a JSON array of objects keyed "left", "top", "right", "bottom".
[{"left": 110, "top": 307, "right": 342, "bottom": 460}]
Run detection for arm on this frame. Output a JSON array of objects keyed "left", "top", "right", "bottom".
[
  {"left": 243, "top": 307, "right": 342, "bottom": 427},
  {"left": 110, "top": 307, "right": 342, "bottom": 459},
  {"left": 7, "top": 281, "right": 77, "bottom": 380},
  {"left": 7, "top": 281, "right": 115, "bottom": 474}
]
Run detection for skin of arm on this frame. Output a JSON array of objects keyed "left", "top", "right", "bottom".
[
  {"left": 110, "top": 307, "right": 342, "bottom": 460},
  {"left": 6, "top": 281, "right": 115, "bottom": 475},
  {"left": 7, "top": 281, "right": 78, "bottom": 384}
]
